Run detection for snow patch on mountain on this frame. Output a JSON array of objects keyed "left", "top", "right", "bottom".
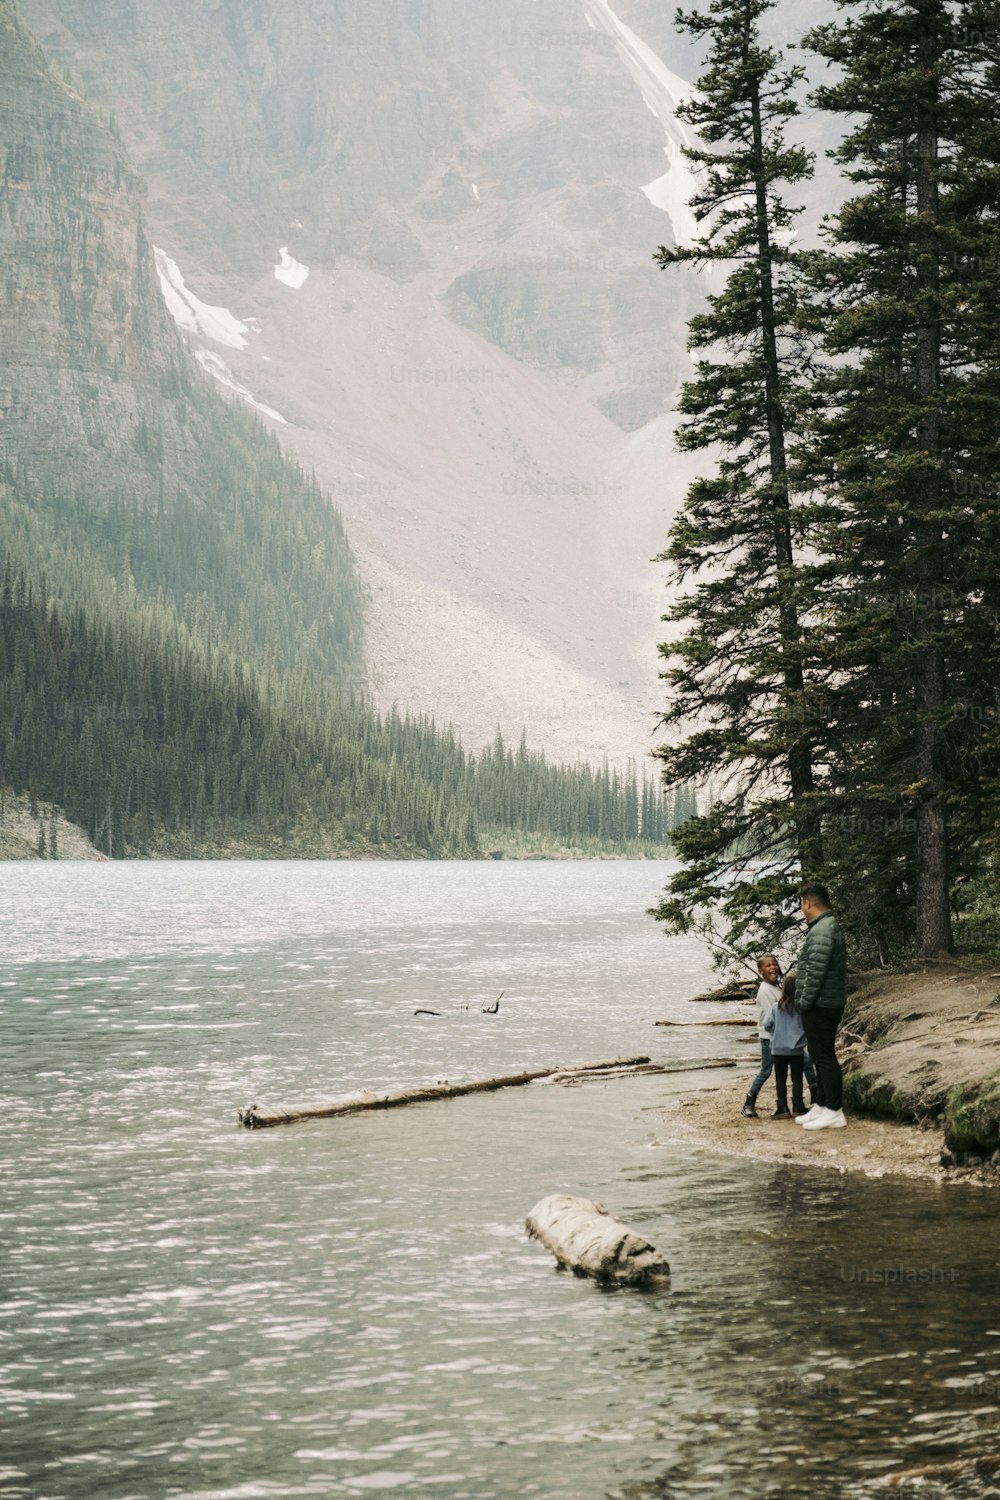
[
  {"left": 274, "top": 247, "right": 309, "bottom": 288},
  {"left": 195, "top": 348, "right": 287, "bottom": 424},
  {"left": 153, "top": 247, "right": 250, "bottom": 348},
  {"left": 584, "top": 0, "right": 702, "bottom": 247}
]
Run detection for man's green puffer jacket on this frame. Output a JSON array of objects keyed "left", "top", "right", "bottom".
[{"left": 795, "top": 910, "right": 847, "bottom": 1012}]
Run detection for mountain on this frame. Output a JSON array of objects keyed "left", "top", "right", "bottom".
[
  {"left": 9, "top": 0, "right": 840, "bottom": 777},
  {"left": 1, "top": 0, "right": 682, "bottom": 858},
  {"left": 15, "top": 0, "right": 726, "bottom": 771}
]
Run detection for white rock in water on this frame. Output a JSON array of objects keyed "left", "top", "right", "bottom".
[{"left": 526, "top": 1194, "right": 669, "bottom": 1285}]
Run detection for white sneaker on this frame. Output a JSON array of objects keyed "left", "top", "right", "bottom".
[
  {"left": 795, "top": 1105, "right": 824, "bottom": 1125},
  {"left": 802, "top": 1108, "right": 847, "bottom": 1130}
]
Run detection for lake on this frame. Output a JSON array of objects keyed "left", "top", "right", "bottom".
[{"left": 3, "top": 861, "right": 999, "bottom": 1499}]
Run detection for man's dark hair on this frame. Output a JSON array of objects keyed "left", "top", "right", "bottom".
[{"left": 798, "top": 881, "right": 831, "bottom": 907}]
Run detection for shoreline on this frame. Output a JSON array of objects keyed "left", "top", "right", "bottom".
[
  {"left": 655, "top": 956, "right": 1000, "bottom": 1187},
  {"left": 654, "top": 1071, "right": 991, "bottom": 1185}
]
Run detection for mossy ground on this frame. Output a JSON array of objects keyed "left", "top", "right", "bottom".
[{"left": 942, "top": 1075, "right": 1000, "bottom": 1158}]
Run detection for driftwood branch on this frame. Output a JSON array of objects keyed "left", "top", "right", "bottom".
[
  {"left": 875, "top": 1454, "right": 1000, "bottom": 1488},
  {"left": 550, "top": 1062, "right": 667, "bottom": 1084},
  {"left": 690, "top": 979, "right": 758, "bottom": 1003},
  {"left": 414, "top": 990, "right": 502, "bottom": 1016},
  {"left": 239, "top": 1055, "right": 652, "bottom": 1129},
  {"left": 551, "top": 1058, "right": 739, "bottom": 1086},
  {"left": 526, "top": 1194, "right": 670, "bottom": 1285}
]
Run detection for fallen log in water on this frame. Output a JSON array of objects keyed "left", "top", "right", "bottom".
[
  {"left": 661, "top": 1019, "right": 755, "bottom": 1028},
  {"left": 238, "top": 1055, "right": 652, "bottom": 1129},
  {"left": 526, "top": 1193, "right": 670, "bottom": 1285}
]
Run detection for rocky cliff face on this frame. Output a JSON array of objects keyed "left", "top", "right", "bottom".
[
  {"left": 0, "top": 0, "right": 184, "bottom": 495},
  {"left": 1, "top": 1, "right": 364, "bottom": 691},
  {"left": 21, "top": 0, "right": 698, "bottom": 426}
]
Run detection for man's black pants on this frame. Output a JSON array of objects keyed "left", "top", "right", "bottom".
[{"left": 800, "top": 1007, "right": 845, "bottom": 1111}]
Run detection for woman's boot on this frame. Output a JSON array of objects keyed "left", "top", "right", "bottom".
[{"left": 741, "top": 1091, "right": 759, "bottom": 1118}]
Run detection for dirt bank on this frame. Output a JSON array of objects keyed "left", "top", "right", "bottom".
[{"left": 844, "top": 965, "right": 1000, "bottom": 1160}]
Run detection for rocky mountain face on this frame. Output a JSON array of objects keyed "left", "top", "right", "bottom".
[
  {"left": 1, "top": 0, "right": 364, "bottom": 691},
  {"left": 0, "top": 0, "right": 185, "bottom": 499},
  {"left": 11, "top": 0, "right": 835, "bottom": 771},
  {"left": 21, "top": 0, "right": 698, "bottom": 426}
]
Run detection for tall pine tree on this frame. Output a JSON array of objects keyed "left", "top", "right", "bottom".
[{"left": 650, "top": 0, "right": 820, "bottom": 956}]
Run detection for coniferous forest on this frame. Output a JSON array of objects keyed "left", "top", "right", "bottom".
[
  {"left": 650, "top": 0, "right": 1000, "bottom": 965},
  {"left": 0, "top": 551, "right": 678, "bottom": 859}
]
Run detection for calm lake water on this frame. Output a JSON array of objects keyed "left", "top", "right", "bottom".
[{"left": 2, "top": 861, "right": 999, "bottom": 1500}]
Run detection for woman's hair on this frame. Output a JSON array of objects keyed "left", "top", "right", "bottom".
[{"left": 779, "top": 973, "right": 797, "bottom": 1011}]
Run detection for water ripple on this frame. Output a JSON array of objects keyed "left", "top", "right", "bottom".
[{"left": 2, "top": 863, "right": 999, "bottom": 1500}]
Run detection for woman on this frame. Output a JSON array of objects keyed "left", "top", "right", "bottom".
[
  {"left": 741, "top": 955, "right": 784, "bottom": 1119},
  {"left": 740, "top": 957, "right": 818, "bottom": 1118},
  {"left": 761, "top": 979, "right": 809, "bottom": 1119}
]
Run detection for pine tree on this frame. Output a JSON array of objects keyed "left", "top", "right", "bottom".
[
  {"left": 801, "top": 0, "right": 1000, "bottom": 957},
  {"left": 650, "top": 0, "right": 819, "bottom": 956}
]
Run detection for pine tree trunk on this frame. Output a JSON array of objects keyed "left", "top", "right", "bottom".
[
  {"left": 749, "top": 72, "right": 822, "bottom": 872},
  {"left": 913, "top": 6, "right": 951, "bottom": 957}
]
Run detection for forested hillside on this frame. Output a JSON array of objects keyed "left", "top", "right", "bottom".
[
  {"left": 2, "top": 386, "right": 363, "bottom": 685},
  {"left": 0, "top": 0, "right": 362, "bottom": 684},
  {"left": 0, "top": 562, "right": 675, "bottom": 857}
]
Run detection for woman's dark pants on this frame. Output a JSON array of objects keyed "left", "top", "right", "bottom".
[
  {"left": 749, "top": 1039, "right": 818, "bottom": 1105},
  {"left": 774, "top": 1055, "right": 805, "bottom": 1110}
]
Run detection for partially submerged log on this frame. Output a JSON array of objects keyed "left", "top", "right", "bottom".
[
  {"left": 690, "top": 978, "right": 757, "bottom": 1003},
  {"left": 655, "top": 1018, "right": 756, "bottom": 1027},
  {"left": 239, "top": 1055, "right": 651, "bottom": 1129},
  {"left": 526, "top": 1194, "right": 670, "bottom": 1285}
]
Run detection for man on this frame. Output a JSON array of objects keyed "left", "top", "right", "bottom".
[{"left": 793, "top": 882, "right": 848, "bottom": 1131}]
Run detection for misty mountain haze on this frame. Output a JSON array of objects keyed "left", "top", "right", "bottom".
[{"left": 13, "top": 0, "right": 835, "bottom": 771}]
